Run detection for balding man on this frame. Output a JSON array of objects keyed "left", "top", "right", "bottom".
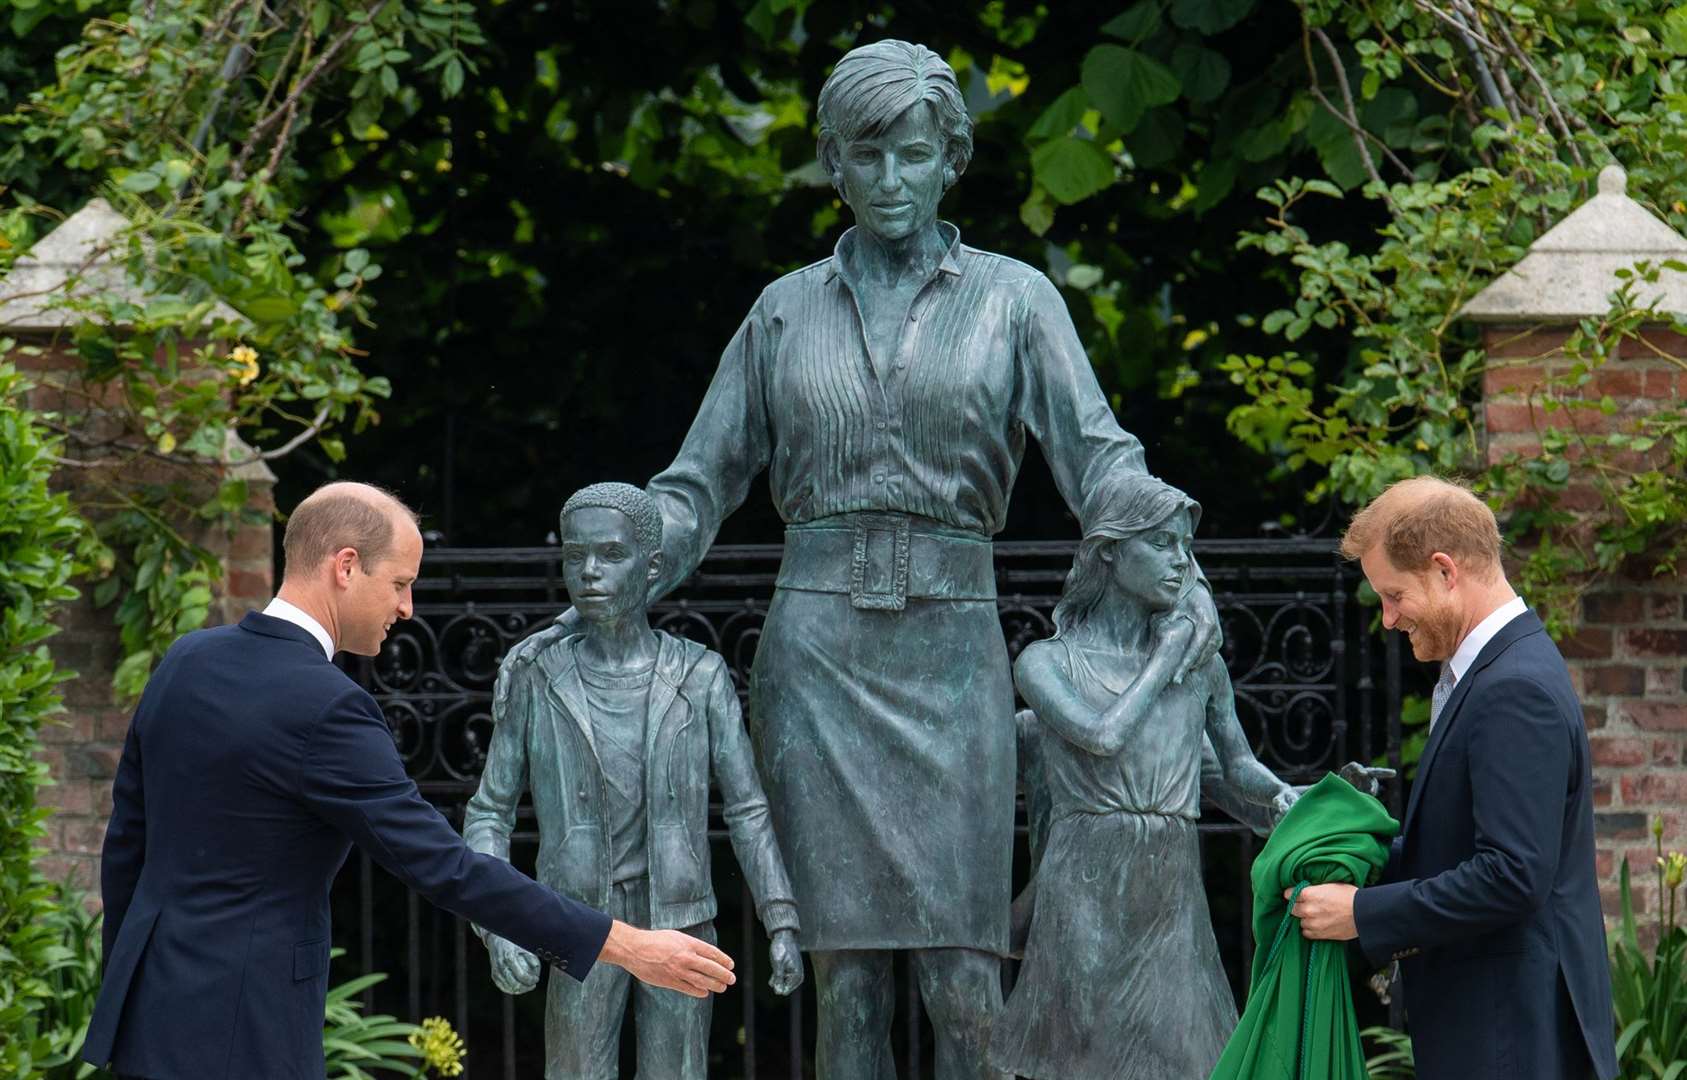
[
  {"left": 84, "top": 482, "right": 735, "bottom": 1080},
  {"left": 1291, "top": 477, "right": 1615, "bottom": 1080}
]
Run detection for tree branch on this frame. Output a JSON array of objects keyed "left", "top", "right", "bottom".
[
  {"left": 1489, "top": 9, "right": 1587, "bottom": 171},
  {"left": 1304, "top": 25, "right": 1411, "bottom": 197},
  {"left": 233, "top": 0, "right": 386, "bottom": 179},
  {"left": 1414, "top": 0, "right": 1509, "bottom": 117},
  {"left": 253, "top": 404, "right": 331, "bottom": 461}
]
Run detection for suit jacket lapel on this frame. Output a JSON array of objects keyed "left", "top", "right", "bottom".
[{"left": 1402, "top": 609, "right": 1545, "bottom": 833}]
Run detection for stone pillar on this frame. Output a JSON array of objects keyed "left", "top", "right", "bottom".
[
  {"left": 0, "top": 199, "right": 276, "bottom": 895},
  {"left": 1464, "top": 166, "right": 1687, "bottom": 925}
]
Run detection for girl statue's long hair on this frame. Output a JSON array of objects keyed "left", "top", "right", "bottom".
[{"left": 1050, "top": 471, "right": 1201, "bottom": 639}]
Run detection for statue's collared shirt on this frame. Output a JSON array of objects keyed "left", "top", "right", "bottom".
[
  {"left": 646, "top": 221, "right": 1147, "bottom": 594},
  {"left": 641, "top": 222, "right": 1155, "bottom": 951}
]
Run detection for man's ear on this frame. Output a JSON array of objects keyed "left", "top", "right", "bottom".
[
  {"left": 1429, "top": 551, "right": 1458, "bottom": 590},
  {"left": 331, "top": 547, "right": 358, "bottom": 590},
  {"left": 647, "top": 550, "right": 663, "bottom": 585}
]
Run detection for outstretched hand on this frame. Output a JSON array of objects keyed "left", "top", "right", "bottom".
[
  {"left": 599, "top": 922, "right": 736, "bottom": 999},
  {"left": 487, "top": 933, "right": 540, "bottom": 995},
  {"left": 1171, "top": 582, "right": 1222, "bottom": 685},
  {"left": 768, "top": 930, "right": 803, "bottom": 996}
]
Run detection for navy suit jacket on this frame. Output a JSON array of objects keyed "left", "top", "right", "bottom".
[
  {"left": 84, "top": 613, "right": 613, "bottom": 1079},
  {"left": 1353, "top": 610, "right": 1617, "bottom": 1080}
]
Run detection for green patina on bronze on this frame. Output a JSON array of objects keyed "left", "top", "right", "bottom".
[
  {"left": 467, "top": 483, "right": 802, "bottom": 1079},
  {"left": 496, "top": 41, "right": 1227, "bottom": 1079}
]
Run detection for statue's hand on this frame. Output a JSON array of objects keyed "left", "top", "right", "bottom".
[
  {"left": 487, "top": 933, "right": 541, "bottom": 995},
  {"left": 1149, "top": 610, "right": 1197, "bottom": 658},
  {"left": 1172, "top": 583, "right": 1222, "bottom": 686},
  {"left": 768, "top": 929, "right": 804, "bottom": 996},
  {"left": 491, "top": 610, "right": 579, "bottom": 711},
  {"left": 1337, "top": 761, "right": 1396, "bottom": 798},
  {"left": 1270, "top": 785, "right": 1303, "bottom": 824}
]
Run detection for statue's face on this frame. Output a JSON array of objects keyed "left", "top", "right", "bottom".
[
  {"left": 836, "top": 101, "right": 947, "bottom": 244},
  {"left": 560, "top": 506, "right": 653, "bottom": 623},
  {"left": 1107, "top": 509, "right": 1194, "bottom": 612}
]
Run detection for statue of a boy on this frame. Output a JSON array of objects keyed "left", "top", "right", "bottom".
[{"left": 464, "top": 482, "right": 803, "bottom": 1079}]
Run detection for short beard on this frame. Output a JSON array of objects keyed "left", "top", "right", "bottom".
[{"left": 1407, "top": 600, "right": 1461, "bottom": 662}]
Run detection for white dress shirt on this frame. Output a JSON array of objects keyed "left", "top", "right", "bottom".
[
  {"left": 261, "top": 596, "right": 335, "bottom": 660},
  {"left": 1447, "top": 594, "right": 1528, "bottom": 686}
]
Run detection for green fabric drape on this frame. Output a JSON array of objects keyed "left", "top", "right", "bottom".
[{"left": 1209, "top": 773, "right": 1399, "bottom": 1080}]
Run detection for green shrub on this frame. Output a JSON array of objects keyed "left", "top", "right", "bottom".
[
  {"left": 1611, "top": 822, "right": 1687, "bottom": 1078},
  {"left": 0, "top": 360, "right": 95, "bottom": 1079}
]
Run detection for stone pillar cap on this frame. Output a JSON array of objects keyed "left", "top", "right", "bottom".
[
  {"left": 1460, "top": 163, "right": 1687, "bottom": 324},
  {"left": 0, "top": 197, "right": 247, "bottom": 331}
]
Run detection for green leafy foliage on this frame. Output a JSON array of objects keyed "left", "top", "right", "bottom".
[
  {"left": 0, "top": 0, "right": 458, "bottom": 697},
  {"left": 1219, "top": 0, "right": 1687, "bottom": 634},
  {"left": 1362, "top": 1024, "right": 1416, "bottom": 1078},
  {"left": 1612, "top": 830, "right": 1687, "bottom": 1079},
  {"left": 321, "top": 950, "right": 431, "bottom": 1079},
  {"left": 0, "top": 362, "right": 100, "bottom": 1079}
]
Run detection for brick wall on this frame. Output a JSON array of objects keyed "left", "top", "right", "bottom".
[
  {"left": 1482, "top": 325, "right": 1687, "bottom": 928},
  {"left": 13, "top": 338, "right": 276, "bottom": 896}
]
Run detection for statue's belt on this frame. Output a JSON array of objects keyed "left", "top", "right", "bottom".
[{"left": 776, "top": 513, "right": 996, "bottom": 611}]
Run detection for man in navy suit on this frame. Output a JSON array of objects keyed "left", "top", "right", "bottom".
[
  {"left": 84, "top": 482, "right": 736, "bottom": 1080},
  {"left": 1292, "top": 476, "right": 1616, "bottom": 1080}
]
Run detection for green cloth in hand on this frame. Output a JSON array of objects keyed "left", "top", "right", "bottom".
[{"left": 1209, "top": 772, "right": 1399, "bottom": 1080}]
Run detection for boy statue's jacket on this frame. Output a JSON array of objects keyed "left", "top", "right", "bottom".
[{"left": 465, "top": 630, "right": 800, "bottom": 935}]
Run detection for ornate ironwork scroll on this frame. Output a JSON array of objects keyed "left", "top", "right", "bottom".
[{"left": 336, "top": 538, "right": 1401, "bottom": 1079}]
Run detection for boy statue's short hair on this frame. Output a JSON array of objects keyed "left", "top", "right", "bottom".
[{"left": 560, "top": 482, "right": 663, "bottom": 556}]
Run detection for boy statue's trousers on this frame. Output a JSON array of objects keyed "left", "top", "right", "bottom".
[{"left": 544, "top": 877, "right": 717, "bottom": 1080}]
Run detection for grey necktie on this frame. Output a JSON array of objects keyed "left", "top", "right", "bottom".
[{"left": 1429, "top": 664, "right": 1455, "bottom": 732}]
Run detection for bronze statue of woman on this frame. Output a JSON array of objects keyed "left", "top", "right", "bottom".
[{"left": 501, "top": 40, "right": 1223, "bottom": 1079}]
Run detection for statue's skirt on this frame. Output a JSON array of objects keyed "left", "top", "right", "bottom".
[{"left": 748, "top": 585, "right": 1015, "bottom": 953}]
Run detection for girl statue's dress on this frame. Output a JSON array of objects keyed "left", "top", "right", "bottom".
[{"left": 990, "top": 638, "right": 1259, "bottom": 1080}]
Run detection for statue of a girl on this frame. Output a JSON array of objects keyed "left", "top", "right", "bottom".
[{"left": 990, "top": 469, "right": 1296, "bottom": 1080}]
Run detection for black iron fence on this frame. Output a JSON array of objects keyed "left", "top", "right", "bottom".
[{"left": 335, "top": 538, "right": 1404, "bottom": 1078}]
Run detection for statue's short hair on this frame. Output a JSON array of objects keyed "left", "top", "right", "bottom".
[
  {"left": 282, "top": 481, "right": 418, "bottom": 577},
  {"left": 816, "top": 40, "right": 974, "bottom": 190},
  {"left": 561, "top": 482, "right": 663, "bottom": 556}
]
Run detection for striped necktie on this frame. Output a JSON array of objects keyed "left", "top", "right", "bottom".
[{"left": 1429, "top": 664, "right": 1456, "bottom": 732}]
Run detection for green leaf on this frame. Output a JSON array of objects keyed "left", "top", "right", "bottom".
[
  {"left": 1027, "top": 87, "right": 1090, "bottom": 141},
  {"left": 1171, "top": 44, "right": 1231, "bottom": 104},
  {"left": 1665, "top": 6, "right": 1687, "bottom": 55},
  {"left": 1102, "top": 1, "right": 1162, "bottom": 41},
  {"left": 111, "top": 649, "right": 155, "bottom": 698},
  {"left": 1170, "top": 0, "right": 1254, "bottom": 34},
  {"left": 161, "top": 159, "right": 192, "bottom": 188},
  {"left": 239, "top": 296, "right": 299, "bottom": 324},
  {"left": 118, "top": 171, "right": 162, "bottom": 194},
  {"left": 1020, "top": 187, "right": 1056, "bottom": 236},
  {"left": 1081, "top": 44, "right": 1180, "bottom": 134},
  {"left": 1030, "top": 136, "right": 1116, "bottom": 204}
]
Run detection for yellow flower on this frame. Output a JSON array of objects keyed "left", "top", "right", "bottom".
[
  {"left": 1661, "top": 851, "right": 1687, "bottom": 892},
  {"left": 227, "top": 345, "right": 260, "bottom": 386},
  {"left": 409, "top": 1016, "right": 466, "bottom": 1077}
]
